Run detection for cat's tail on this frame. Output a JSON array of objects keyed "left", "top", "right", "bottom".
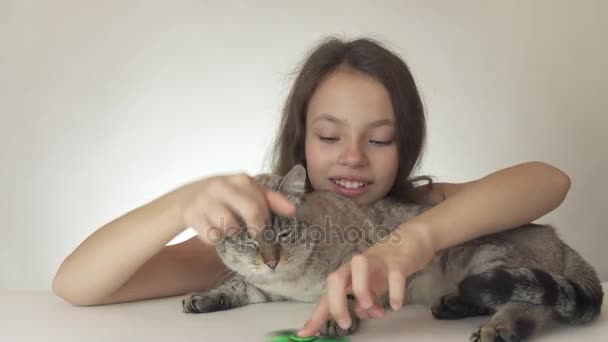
[{"left": 459, "top": 252, "right": 603, "bottom": 324}]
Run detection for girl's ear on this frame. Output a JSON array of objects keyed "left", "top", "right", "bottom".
[{"left": 278, "top": 164, "right": 307, "bottom": 205}]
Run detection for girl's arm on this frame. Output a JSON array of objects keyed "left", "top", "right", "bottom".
[
  {"left": 81, "top": 236, "right": 229, "bottom": 306},
  {"left": 52, "top": 191, "right": 226, "bottom": 306},
  {"left": 297, "top": 161, "right": 571, "bottom": 336},
  {"left": 406, "top": 160, "right": 571, "bottom": 252},
  {"left": 53, "top": 172, "right": 295, "bottom": 306}
]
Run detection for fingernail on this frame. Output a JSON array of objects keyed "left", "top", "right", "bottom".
[
  {"left": 338, "top": 318, "right": 351, "bottom": 329},
  {"left": 361, "top": 297, "right": 372, "bottom": 309},
  {"left": 297, "top": 326, "right": 308, "bottom": 337},
  {"left": 370, "top": 307, "right": 384, "bottom": 318},
  {"left": 391, "top": 300, "right": 402, "bottom": 311},
  {"left": 372, "top": 306, "right": 386, "bottom": 317}
]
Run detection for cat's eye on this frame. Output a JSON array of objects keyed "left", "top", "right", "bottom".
[
  {"left": 278, "top": 230, "right": 291, "bottom": 239},
  {"left": 244, "top": 229, "right": 254, "bottom": 240}
]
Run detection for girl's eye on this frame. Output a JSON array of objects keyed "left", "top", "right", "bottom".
[
  {"left": 278, "top": 230, "right": 291, "bottom": 239},
  {"left": 319, "top": 136, "right": 339, "bottom": 143},
  {"left": 369, "top": 140, "right": 393, "bottom": 146}
]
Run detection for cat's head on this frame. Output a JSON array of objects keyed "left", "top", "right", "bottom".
[{"left": 215, "top": 164, "right": 318, "bottom": 280}]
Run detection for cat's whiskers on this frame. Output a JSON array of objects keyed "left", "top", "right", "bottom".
[
  {"left": 290, "top": 264, "right": 326, "bottom": 288},
  {"left": 289, "top": 264, "right": 311, "bottom": 281},
  {"left": 292, "top": 251, "right": 330, "bottom": 266}
]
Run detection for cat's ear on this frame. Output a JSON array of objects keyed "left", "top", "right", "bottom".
[
  {"left": 278, "top": 164, "right": 307, "bottom": 205},
  {"left": 254, "top": 173, "right": 282, "bottom": 190}
]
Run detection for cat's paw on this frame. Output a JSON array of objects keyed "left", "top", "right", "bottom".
[
  {"left": 182, "top": 291, "right": 230, "bottom": 314},
  {"left": 469, "top": 323, "right": 521, "bottom": 342},
  {"left": 431, "top": 294, "right": 490, "bottom": 320},
  {"left": 319, "top": 316, "right": 360, "bottom": 337}
]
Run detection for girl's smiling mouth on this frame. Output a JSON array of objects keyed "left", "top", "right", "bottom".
[{"left": 329, "top": 177, "right": 372, "bottom": 197}]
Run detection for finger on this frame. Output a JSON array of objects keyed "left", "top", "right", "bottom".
[
  {"left": 203, "top": 202, "right": 239, "bottom": 240},
  {"left": 184, "top": 205, "right": 222, "bottom": 244},
  {"left": 297, "top": 296, "right": 330, "bottom": 337},
  {"left": 388, "top": 264, "right": 407, "bottom": 310},
  {"left": 327, "top": 266, "right": 352, "bottom": 330},
  {"left": 264, "top": 188, "right": 296, "bottom": 217},
  {"left": 222, "top": 181, "right": 269, "bottom": 235},
  {"left": 191, "top": 215, "right": 216, "bottom": 244},
  {"left": 354, "top": 290, "right": 386, "bottom": 319},
  {"left": 354, "top": 307, "right": 370, "bottom": 320},
  {"left": 350, "top": 254, "right": 374, "bottom": 309},
  {"left": 353, "top": 301, "right": 371, "bottom": 320},
  {"left": 368, "top": 302, "right": 386, "bottom": 318}
]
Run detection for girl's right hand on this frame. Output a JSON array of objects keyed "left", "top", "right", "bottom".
[{"left": 172, "top": 173, "right": 296, "bottom": 244}]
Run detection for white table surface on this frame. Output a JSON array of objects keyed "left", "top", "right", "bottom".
[{"left": 1, "top": 285, "right": 607, "bottom": 341}]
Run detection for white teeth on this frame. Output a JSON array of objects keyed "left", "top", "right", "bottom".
[{"left": 332, "top": 179, "right": 368, "bottom": 189}]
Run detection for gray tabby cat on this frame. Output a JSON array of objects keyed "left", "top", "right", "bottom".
[{"left": 182, "top": 164, "right": 603, "bottom": 341}]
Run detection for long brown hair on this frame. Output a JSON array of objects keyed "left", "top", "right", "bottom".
[{"left": 267, "top": 36, "right": 433, "bottom": 203}]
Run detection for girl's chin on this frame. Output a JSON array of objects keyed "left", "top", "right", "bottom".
[{"left": 351, "top": 195, "right": 375, "bottom": 206}]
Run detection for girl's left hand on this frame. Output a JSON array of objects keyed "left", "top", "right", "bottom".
[{"left": 297, "top": 224, "right": 437, "bottom": 337}]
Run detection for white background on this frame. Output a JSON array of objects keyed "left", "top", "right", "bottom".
[{"left": 1, "top": 0, "right": 606, "bottom": 290}]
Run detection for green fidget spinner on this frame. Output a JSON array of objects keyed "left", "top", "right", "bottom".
[{"left": 266, "top": 329, "right": 350, "bottom": 342}]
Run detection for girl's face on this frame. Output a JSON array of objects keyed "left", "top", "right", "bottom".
[{"left": 305, "top": 66, "right": 399, "bottom": 205}]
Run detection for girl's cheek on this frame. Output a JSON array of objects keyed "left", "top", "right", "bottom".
[{"left": 309, "top": 141, "right": 334, "bottom": 162}]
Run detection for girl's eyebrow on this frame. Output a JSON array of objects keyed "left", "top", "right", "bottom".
[{"left": 312, "top": 113, "right": 394, "bottom": 128}]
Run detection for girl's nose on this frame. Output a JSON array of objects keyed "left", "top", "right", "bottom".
[{"left": 338, "top": 142, "right": 369, "bottom": 167}]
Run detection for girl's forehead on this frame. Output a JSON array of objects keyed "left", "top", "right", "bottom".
[
  {"left": 309, "top": 113, "right": 394, "bottom": 130},
  {"left": 306, "top": 70, "right": 395, "bottom": 126}
]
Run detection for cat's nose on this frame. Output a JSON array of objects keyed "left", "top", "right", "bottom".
[{"left": 265, "top": 259, "right": 279, "bottom": 270}]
